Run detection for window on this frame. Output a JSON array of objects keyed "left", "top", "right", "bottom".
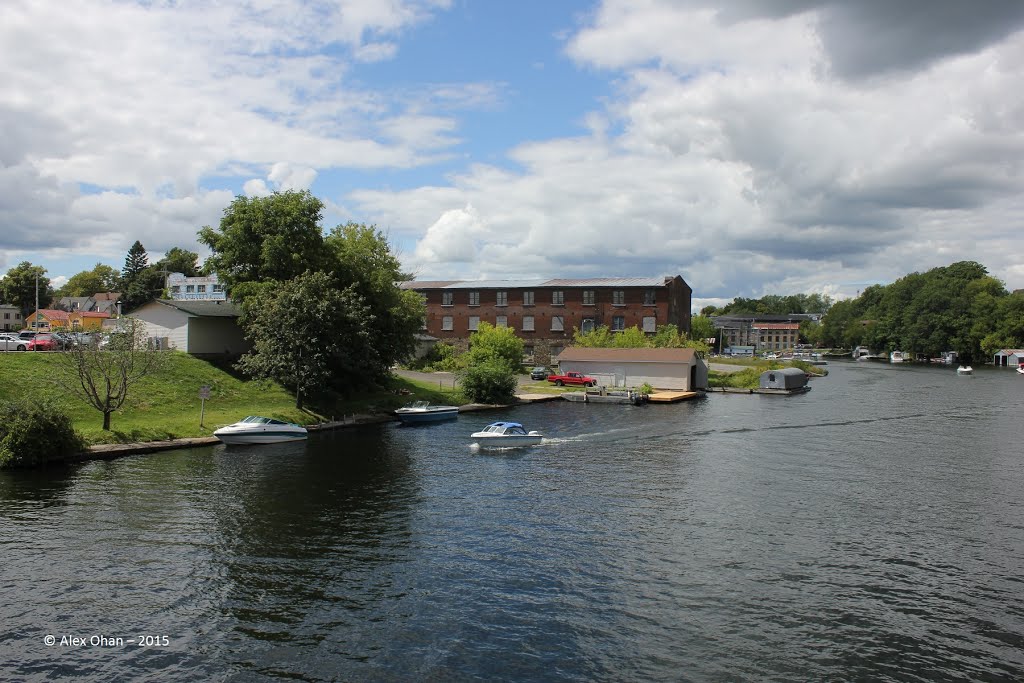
[
  {"left": 644, "top": 289, "right": 656, "bottom": 305},
  {"left": 612, "top": 316, "right": 625, "bottom": 331},
  {"left": 552, "top": 290, "right": 564, "bottom": 305},
  {"left": 522, "top": 315, "right": 535, "bottom": 331},
  {"left": 524, "top": 345, "right": 534, "bottom": 359},
  {"left": 496, "top": 291, "right": 508, "bottom": 306},
  {"left": 551, "top": 345, "right": 564, "bottom": 360},
  {"left": 582, "top": 290, "right": 595, "bottom": 305},
  {"left": 442, "top": 316, "right": 453, "bottom": 331},
  {"left": 551, "top": 315, "right": 564, "bottom": 331},
  {"left": 185, "top": 285, "right": 195, "bottom": 293},
  {"left": 197, "top": 285, "right": 206, "bottom": 293},
  {"left": 213, "top": 284, "right": 224, "bottom": 293},
  {"left": 496, "top": 315, "right": 508, "bottom": 328},
  {"left": 643, "top": 316, "right": 656, "bottom": 332},
  {"left": 442, "top": 292, "right": 453, "bottom": 306},
  {"left": 523, "top": 291, "right": 535, "bottom": 306},
  {"left": 171, "top": 286, "right": 180, "bottom": 294},
  {"left": 420, "top": 317, "right": 427, "bottom": 330},
  {"left": 3, "top": 313, "right": 7, "bottom": 320},
  {"left": 612, "top": 290, "right": 625, "bottom": 305},
  {"left": 468, "top": 316, "right": 480, "bottom": 331},
  {"left": 469, "top": 291, "right": 480, "bottom": 306},
  {"left": 581, "top": 317, "right": 595, "bottom": 333}
]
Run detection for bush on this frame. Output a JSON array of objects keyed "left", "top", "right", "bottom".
[
  {"left": 459, "top": 360, "right": 519, "bottom": 404},
  {"left": 409, "top": 341, "right": 461, "bottom": 372},
  {"left": 0, "top": 400, "right": 85, "bottom": 469}
]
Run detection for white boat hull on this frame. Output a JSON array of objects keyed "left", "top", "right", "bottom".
[
  {"left": 395, "top": 406, "right": 459, "bottom": 423},
  {"left": 471, "top": 434, "right": 543, "bottom": 448},
  {"left": 214, "top": 416, "right": 308, "bottom": 445}
]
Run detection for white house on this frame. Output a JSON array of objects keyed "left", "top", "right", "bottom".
[
  {"left": 130, "top": 299, "right": 249, "bottom": 355},
  {"left": 1, "top": 303, "right": 23, "bottom": 332},
  {"left": 166, "top": 272, "right": 226, "bottom": 301},
  {"left": 554, "top": 347, "right": 708, "bottom": 390}
]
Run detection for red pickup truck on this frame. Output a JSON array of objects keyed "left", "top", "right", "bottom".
[{"left": 547, "top": 371, "right": 597, "bottom": 387}]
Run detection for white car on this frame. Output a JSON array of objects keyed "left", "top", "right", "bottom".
[{"left": 0, "top": 333, "right": 29, "bottom": 352}]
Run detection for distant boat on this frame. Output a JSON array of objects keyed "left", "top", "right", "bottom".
[
  {"left": 956, "top": 365, "right": 973, "bottom": 375},
  {"left": 1017, "top": 365, "right": 1024, "bottom": 375},
  {"left": 890, "top": 350, "right": 908, "bottom": 363},
  {"left": 214, "top": 416, "right": 308, "bottom": 444},
  {"left": 394, "top": 400, "right": 459, "bottom": 424}
]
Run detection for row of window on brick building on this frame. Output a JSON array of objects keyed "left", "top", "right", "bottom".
[
  {"left": 436, "top": 314, "right": 658, "bottom": 333},
  {"left": 438, "top": 289, "right": 658, "bottom": 307}
]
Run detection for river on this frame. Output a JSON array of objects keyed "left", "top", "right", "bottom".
[{"left": 2, "top": 361, "right": 1023, "bottom": 681}]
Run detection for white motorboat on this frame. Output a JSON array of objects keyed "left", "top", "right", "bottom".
[
  {"left": 214, "top": 416, "right": 308, "bottom": 444},
  {"left": 470, "top": 422, "right": 543, "bottom": 448},
  {"left": 956, "top": 365, "right": 973, "bottom": 375},
  {"left": 394, "top": 400, "right": 459, "bottom": 424},
  {"left": 1017, "top": 365, "right": 1024, "bottom": 375},
  {"left": 890, "top": 350, "right": 907, "bottom": 363}
]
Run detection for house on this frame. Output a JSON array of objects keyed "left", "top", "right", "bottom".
[
  {"left": 712, "top": 314, "right": 817, "bottom": 353},
  {"left": 129, "top": 299, "right": 249, "bottom": 356},
  {"left": 24, "top": 309, "right": 111, "bottom": 331},
  {"left": 993, "top": 349, "right": 1024, "bottom": 368},
  {"left": 554, "top": 347, "right": 708, "bottom": 391},
  {"left": 0, "top": 304, "right": 23, "bottom": 332},
  {"left": 166, "top": 273, "right": 226, "bottom": 301},
  {"left": 58, "top": 296, "right": 97, "bottom": 312},
  {"left": 404, "top": 276, "right": 693, "bottom": 365},
  {"left": 759, "top": 367, "right": 808, "bottom": 391}
]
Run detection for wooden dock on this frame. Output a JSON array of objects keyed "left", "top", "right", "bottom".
[{"left": 647, "top": 390, "right": 700, "bottom": 403}]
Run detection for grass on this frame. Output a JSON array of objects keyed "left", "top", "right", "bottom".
[
  {"left": 0, "top": 352, "right": 463, "bottom": 446},
  {"left": 707, "top": 357, "right": 827, "bottom": 389}
]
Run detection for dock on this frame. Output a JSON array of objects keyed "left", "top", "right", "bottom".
[{"left": 647, "top": 390, "right": 700, "bottom": 403}]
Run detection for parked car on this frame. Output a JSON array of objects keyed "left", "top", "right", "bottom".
[
  {"left": 547, "top": 371, "right": 597, "bottom": 387},
  {"left": 529, "top": 366, "right": 551, "bottom": 380},
  {"left": 17, "top": 330, "right": 37, "bottom": 340},
  {"left": 0, "top": 333, "right": 29, "bottom": 352},
  {"left": 26, "top": 333, "right": 59, "bottom": 351}
]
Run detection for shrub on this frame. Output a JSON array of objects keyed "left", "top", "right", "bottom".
[
  {"left": 637, "top": 382, "right": 654, "bottom": 394},
  {"left": 0, "top": 400, "right": 86, "bottom": 469},
  {"left": 459, "top": 360, "right": 519, "bottom": 404}
]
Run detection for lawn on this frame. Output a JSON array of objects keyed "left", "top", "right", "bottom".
[{"left": 0, "top": 352, "right": 463, "bottom": 445}]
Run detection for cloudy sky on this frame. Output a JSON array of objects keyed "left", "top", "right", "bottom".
[{"left": 3, "top": 0, "right": 1023, "bottom": 309}]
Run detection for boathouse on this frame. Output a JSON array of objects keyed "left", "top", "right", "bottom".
[
  {"left": 759, "top": 367, "right": 808, "bottom": 391},
  {"left": 993, "top": 349, "right": 1024, "bottom": 368},
  {"left": 554, "top": 347, "right": 708, "bottom": 391},
  {"left": 129, "top": 299, "right": 250, "bottom": 356}
]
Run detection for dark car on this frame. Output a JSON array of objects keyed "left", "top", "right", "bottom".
[
  {"left": 17, "top": 330, "right": 37, "bottom": 341},
  {"left": 530, "top": 366, "right": 550, "bottom": 380}
]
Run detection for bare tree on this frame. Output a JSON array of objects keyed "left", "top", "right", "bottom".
[{"left": 54, "top": 319, "right": 167, "bottom": 431}]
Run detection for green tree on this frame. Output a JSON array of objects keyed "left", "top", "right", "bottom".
[
  {"left": 459, "top": 360, "right": 519, "bottom": 404},
  {"left": 154, "top": 247, "right": 202, "bottom": 277},
  {"left": 323, "top": 223, "right": 424, "bottom": 368},
  {"left": 57, "top": 263, "right": 120, "bottom": 298},
  {"left": 119, "top": 241, "right": 155, "bottom": 312},
  {"left": 613, "top": 326, "right": 649, "bottom": 348},
  {"left": 464, "top": 322, "right": 524, "bottom": 371},
  {"left": 0, "top": 400, "right": 85, "bottom": 469},
  {"left": 53, "top": 319, "right": 168, "bottom": 431},
  {"left": 235, "top": 271, "right": 377, "bottom": 408},
  {"left": 199, "top": 190, "right": 326, "bottom": 299},
  {"left": 0, "top": 261, "right": 52, "bottom": 317},
  {"left": 573, "top": 325, "right": 615, "bottom": 347},
  {"left": 688, "top": 316, "right": 717, "bottom": 343}
]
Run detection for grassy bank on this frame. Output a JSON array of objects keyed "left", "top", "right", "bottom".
[
  {"left": 0, "top": 352, "right": 462, "bottom": 446},
  {"left": 708, "top": 357, "right": 827, "bottom": 389}
]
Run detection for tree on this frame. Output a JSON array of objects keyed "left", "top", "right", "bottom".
[
  {"left": 459, "top": 360, "right": 519, "bottom": 404},
  {"left": 119, "top": 241, "right": 155, "bottom": 312},
  {"left": 464, "top": 322, "right": 524, "bottom": 371},
  {"left": 154, "top": 247, "right": 201, "bottom": 278},
  {"left": 199, "top": 190, "right": 326, "bottom": 299},
  {"left": 57, "top": 263, "right": 120, "bottom": 298},
  {"left": 688, "top": 316, "right": 717, "bottom": 343},
  {"left": 0, "top": 261, "right": 51, "bottom": 317},
  {"left": 53, "top": 319, "right": 167, "bottom": 431},
  {"left": 235, "top": 271, "right": 377, "bottom": 408},
  {"left": 324, "top": 223, "right": 424, "bottom": 369}
]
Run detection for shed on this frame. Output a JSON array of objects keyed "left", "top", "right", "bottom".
[
  {"left": 130, "top": 299, "right": 249, "bottom": 356},
  {"left": 993, "top": 349, "right": 1024, "bottom": 368},
  {"left": 554, "top": 347, "right": 708, "bottom": 390},
  {"left": 759, "top": 367, "right": 808, "bottom": 390}
]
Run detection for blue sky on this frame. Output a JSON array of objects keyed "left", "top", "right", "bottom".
[{"left": 3, "top": 0, "right": 1024, "bottom": 310}]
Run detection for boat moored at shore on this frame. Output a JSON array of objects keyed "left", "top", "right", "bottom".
[
  {"left": 394, "top": 401, "right": 459, "bottom": 424},
  {"left": 214, "top": 416, "right": 308, "bottom": 444}
]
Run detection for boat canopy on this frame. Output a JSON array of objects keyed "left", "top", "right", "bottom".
[{"left": 239, "top": 416, "right": 292, "bottom": 425}]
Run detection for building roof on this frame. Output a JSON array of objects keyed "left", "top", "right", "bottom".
[
  {"left": 37, "top": 309, "right": 71, "bottom": 320},
  {"left": 714, "top": 314, "right": 820, "bottom": 323},
  {"left": 994, "top": 349, "right": 1024, "bottom": 355},
  {"left": 93, "top": 292, "right": 121, "bottom": 301},
  {"left": 404, "top": 277, "right": 672, "bottom": 290},
  {"left": 754, "top": 322, "right": 800, "bottom": 330},
  {"left": 143, "top": 299, "right": 242, "bottom": 317},
  {"left": 556, "top": 347, "right": 699, "bottom": 363},
  {"left": 78, "top": 311, "right": 111, "bottom": 318}
]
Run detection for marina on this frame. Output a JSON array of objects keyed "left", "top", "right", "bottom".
[{"left": 3, "top": 361, "right": 1024, "bottom": 681}]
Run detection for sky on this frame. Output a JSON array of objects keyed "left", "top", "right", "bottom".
[{"left": 2, "top": 0, "right": 1023, "bottom": 311}]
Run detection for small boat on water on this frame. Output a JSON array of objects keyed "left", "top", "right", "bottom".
[
  {"left": 214, "top": 416, "right": 308, "bottom": 444},
  {"left": 394, "top": 400, "right": 459, "bottom": 423},
  {"left": 470, "top": 422, "right": 543, "bottom": 448},
  {"left": 1017, "top": 365, "right": 1024, "bottom": 375},
  {"left": 890, "top": 350, "right": 907, "bottom": 363},
  {"left": 956, "top": 365, "right": 973, "bottom": 375}
]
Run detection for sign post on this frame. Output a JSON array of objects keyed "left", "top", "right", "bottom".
[{"left": 198, "top": 385, "right": 211, "bottom": 428}]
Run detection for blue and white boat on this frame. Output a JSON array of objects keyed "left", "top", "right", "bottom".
[
  {"left": 470, "top": 422, "right": 543, "bottom": 447},
  {"left": 214, "top": 416, "right": 308, "bottom": 444},
  {"left": 394, "top": 400, "right": 459, "bottom": 424}
]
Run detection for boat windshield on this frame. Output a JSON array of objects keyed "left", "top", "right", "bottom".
[
  {"left": 405, "top": 401, "right": 429, "bottom": 409},
  {"left": 239, "top": 416, "right": 288, "bottom": 425}
]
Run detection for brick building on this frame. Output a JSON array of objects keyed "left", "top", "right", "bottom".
[
  {"left": 403, "top": 276, "right": 692, "bottom": 365},
  {"left": 712, "top": 314, "right": 820, "bottom": 354}
]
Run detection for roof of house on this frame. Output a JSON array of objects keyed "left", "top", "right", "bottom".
[
  {"left": 556, "top": 347, "right": 699, "bottom": 363},
  {"left": 36, "top": 309, "right": 71, "bottom": 320},
  {"left": 93, "top": 292, "right": 121, "bottom": 301},
  {"left": 141, "top": 299, "right": 242, "bottom": 317},
  {"left": 78, "top": 311, "right": 111, "bottom": 318},
  {"left": 995, "top": 349, "right": 1024, "bottom": 355},
  {"left": 753, "top": 322, "right": 801, "bottom": 330},
  {"left": 403, "top": 277, "right": 672, "bottom": 290}
]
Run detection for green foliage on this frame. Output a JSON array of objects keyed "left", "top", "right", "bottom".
[
  {"left": 708, "top": 367, "right": 762, "bottom": 389},
  {"left": 458, "top": 359, "right": 518, "bottom": 404},
  {"left": 154, "top": 247, "right": 201, "bottom": 277},
  {"left": 407, "top": 341, "right": 461, "bottom": 372},
  {"left": 688, "top": 316, "right": 717, "bottom": 343},
  {"left": 573, "top": 325, "right": 615, "bottom": 347},
  {"left": 199, "top": 190, "right": 326, "bottom": 297},
  {"left": 0, "top": 400, "right": 85, "bottom": 469},
  {"left": 637, "top": 382, "right": 654, "bottom": 394},
  {"left": 58, "top": 263, "right": 120, "bottom": 298},
  {"left": 119, "top": 241, "right": 159, "bottom": 312},
  {"left": 237, "top": 270, "right": 380, "bottom": 408},
  {"left": 573, "top": 323, "right": 710, "bottom": 353},
  {"left": 0, "top": 261, "right": 52, "bottom": 316},
  {"left": 718, "top": 293, "right": 833, "bottom": 316},
  {"left": 465, "top": 322, "right": 524, "bottom": 371},
  {"left": 819, "top": 261, "right": 1021, "bottom": 360}
]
